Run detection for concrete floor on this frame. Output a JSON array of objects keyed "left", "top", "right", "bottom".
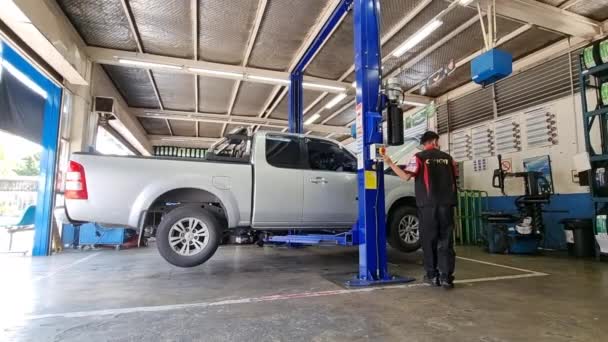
[{"left": 0, "top": 244, "right": 607, "bottom": 342}]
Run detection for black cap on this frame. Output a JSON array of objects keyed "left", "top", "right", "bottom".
[{"left": 420, "top": 131, "right": 439, "bottom": 145}]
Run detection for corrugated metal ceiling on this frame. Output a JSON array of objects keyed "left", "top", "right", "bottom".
[
  {"left": 56, "top": 0, "right": 607, "bottom": 145},
  {"left": 567, "top": 0, "right": 608, "bottom": 21},
  {"left": 382, "top": 1, "right": 475, "bottom": 76},
  {"left": 394, "top": 17, "right": 523, "bottom": 90},
  {"left": 168, "top": 119, "right": 196, "bottom": 137},
  {"left": 103, "top": 65, "right": 159, "bottom": 108},
  {"left": 57, "top": 0, "right": 137, "bottom": 51},
  {"left": 304, "top": 13, "right": 354, "bottom": 80},
  {"left": 129, "top": 0, "right": 193, "bottom": 58},
  {"left": 269, "top": 89, "right": 325, "bottom": 120},
  {"left": 138, "top": 117, "right": 170, "bottom": 135},
  {"left": 152, "top": 71, "right": 195, "bottom": 111},
  {"left": 198, "top": 122, "right": 224, "bottom": 138},
  {"left": 248, "top": 0, "right": 329, "bottom": 71},
  {"left": 232, "top": 82, "right": 275, "bottom": 116},
  {"left": 198, "top": 77, "right": 234, "bottom": 114},
  {"left": 198, "top": 0, "right": 258, "bottom": 65},
  {"left": 380, "top": 0, "right": 428, "bottom": 37},
  {"left": 536, "top": 0, "right": 608, "bottom": 20}
]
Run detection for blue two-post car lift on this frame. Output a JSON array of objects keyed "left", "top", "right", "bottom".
[{"left": 267, "top": 0, "right": 414, "bottom": 287}]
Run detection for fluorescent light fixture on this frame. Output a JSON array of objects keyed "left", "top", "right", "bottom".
[
  {"left": 393, "top": 19, "right": 443, "bottom": 57},
  {"left": 188, "top": 67, "right": 242, "bottom": 78},
  {"left": 402, "top": 100, "right": 427, "bottom": 107},
  {"left": 1, "top": 60, "right": 47, "bottom": 99},
  {"left": 304, "top": 113, "right": 321, "bottom": 125},
  {"left": 248, "top": 75, "right": 290, "bottom": 84},
  {"left": 459, "top": 0, "right": 476, "bottom": 6},
  {"left": 118, "top": 59, "right": 182, "bottom": 70},
  {"left": 325, "top": 93, "right": 348, "bottom": 109},
  {"left": 302, "top": 82, "right": 346, "bottom": 92}
]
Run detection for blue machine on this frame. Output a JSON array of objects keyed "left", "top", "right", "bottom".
[
  {"left": 471, "top": 48, "right": 513, "bottom": 86},
  {"left": 274, "top": 0, "right": 414, "bottom": 287},
  {"left": 78, "top": 223, "right": 128, "bottom": 247}
]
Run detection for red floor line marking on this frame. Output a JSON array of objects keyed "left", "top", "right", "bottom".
[{"left": 21, "top": 258, "right": 550, "bottom": 321}]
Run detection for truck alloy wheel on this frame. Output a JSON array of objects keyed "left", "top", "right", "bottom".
[
  {"left": 388, "top": 206, "right": 421, "bottom": 253},
  {"left": 168, "top": 218, "right": 210, "bottom": 256},
  {"left": 398, "top": 215, "right": 420, "bottom": 245},
  {"left": 156, "top": 207, "right": 221, "bottom": 267}
]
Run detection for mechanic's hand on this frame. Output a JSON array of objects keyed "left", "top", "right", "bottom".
[{"left": 383, "top": 154, "right": 393, "bottom": 165}]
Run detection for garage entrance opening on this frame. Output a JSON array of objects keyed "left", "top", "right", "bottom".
[
  {"left": 0, "top": 40, "right": 62, "bottom": 256},
  {"left": 0, "top": 130, "right": 41, "bottom": 254}
]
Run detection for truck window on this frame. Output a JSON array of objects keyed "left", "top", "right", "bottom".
[
  {"left": 306, "top": 138, "right": 357, "bottom": 172},
  {"left": 266, "top": 135, "right": 303, "bottom": 169}
]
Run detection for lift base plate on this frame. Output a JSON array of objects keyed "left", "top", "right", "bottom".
[{"left": 345, "top": 275, "right": 415, "bottom": 288}]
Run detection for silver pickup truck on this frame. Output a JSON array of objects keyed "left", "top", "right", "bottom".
[{"left": 58, "top": 131, "right": 418, "bottom": 267}]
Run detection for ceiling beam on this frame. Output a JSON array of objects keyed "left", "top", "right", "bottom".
[
  {"left": 4, "top": 0, "right": 89, "bottom": 85},
  {"left": 305, "top": 0, "right": 433, "bottom": 117},
  {"left": 148, "top": 135, "right": 219, "bottom": 149},
  {"left": 92, "top": 65, "right": 153, "bottom": 155},
  {"left": 321, "top": 99, "right": 356, "bottom": 124},
  {"left": 87, "top": 47, "right": 350, "bottom": 93},
  {"left": 494, "top": 0, "right": 601, "bottom": 38},
  {"left": 559, "top": 0, "right": 584, "bottom": 10},
  {"left": 119, "top": 0, "right": 165, "bottom": 113},
  {"left": 387, "top": 15, "right": 479, "bottom": 79},
  {"left": 224, "top": 0, "right": 269, "bottom": 138},
  {"left": 133, "top": 108, "right": 350, "bottom": 134},
  {"left": 259, "top": 0, "right": 346, "bottom": 121}
]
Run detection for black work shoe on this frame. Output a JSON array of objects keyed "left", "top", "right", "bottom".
[
  {"left": 423, "top": 275, "right": 440, "bottom": 287},
  {"left": 440, "top": 275, "right": 455, "bottom": 289}
]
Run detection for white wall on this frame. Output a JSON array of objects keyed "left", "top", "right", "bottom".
[{"left": 443, "top": 91, "right": 596, "bottom": 196}]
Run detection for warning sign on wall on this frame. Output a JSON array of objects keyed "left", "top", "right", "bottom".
[{"left": 501, "top": 158, "right": 512, "bottom": 172}]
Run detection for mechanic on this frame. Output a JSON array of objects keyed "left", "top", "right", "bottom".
[{"left": 383, "top": 131, "right": 458, "bottom": 289}]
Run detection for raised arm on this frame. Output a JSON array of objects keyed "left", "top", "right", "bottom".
[{"left": 383, "top": 154, "right": 414, "bottom": 182}]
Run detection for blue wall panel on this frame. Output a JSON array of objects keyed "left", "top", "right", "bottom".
[{"left": 487, "top": 192, "right": 594, "bottom": 250}]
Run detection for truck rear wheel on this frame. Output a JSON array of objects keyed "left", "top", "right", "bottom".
[
  {"left": 388, "top": 206, "right": 421, "bottom": 253},
  {"left": 156, "top": 207, "right": 221, "bottom": 267}
]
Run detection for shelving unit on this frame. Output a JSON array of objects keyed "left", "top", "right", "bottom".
[{"left": 579, "top": 49, "right": 608, "bottom": 257}]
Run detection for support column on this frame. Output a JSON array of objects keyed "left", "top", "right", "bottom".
[
  {"left": 349, "top": 0, "right": 413, "bottom": 286},
  {"left": 288, "top": 72, "right": 303, "bottom": 133}
]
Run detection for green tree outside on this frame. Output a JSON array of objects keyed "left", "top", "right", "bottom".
[{"left": 12, "top": 153, "right": 41, "bottom": 176}]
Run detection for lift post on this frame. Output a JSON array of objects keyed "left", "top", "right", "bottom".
[
  {"left": 347, "top": 0, "right": 413, "bottom": 286},
  {"left": 288, "top": 72, "right": 303, "bottom": 133},
  {"left": 288, "top": 0, "right": 353, "bottom": 133},
  {"left": 281, "top": 0, "right": 413, "bottom": 286}
]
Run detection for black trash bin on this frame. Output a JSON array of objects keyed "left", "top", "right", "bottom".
[{"left": 560, "top": 219, "right": 595, "bottom": 257}]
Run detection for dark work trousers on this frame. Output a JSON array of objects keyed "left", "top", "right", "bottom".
[{"left": 419, "top": 205, "right": 456, "bottom": 279}]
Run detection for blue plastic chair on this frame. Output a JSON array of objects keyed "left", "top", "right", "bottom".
[{"left": 4, "top": 205, "right": 36, "bottom": 252}]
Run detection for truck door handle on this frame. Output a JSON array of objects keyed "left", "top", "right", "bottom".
[{"left": 310, "top": 177, "right": 328, "bottom": 184}]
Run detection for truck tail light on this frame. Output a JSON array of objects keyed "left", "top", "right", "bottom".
[{"left": 65, "top": 161, "right": 88, "bottom": 200}]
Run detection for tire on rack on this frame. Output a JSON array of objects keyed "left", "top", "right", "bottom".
[
  {"left": 388, "top": 206, "right": 421, "bottom": 253},
  {"left": 156, "top": 206, "right": 222, "bottom": 267}
]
